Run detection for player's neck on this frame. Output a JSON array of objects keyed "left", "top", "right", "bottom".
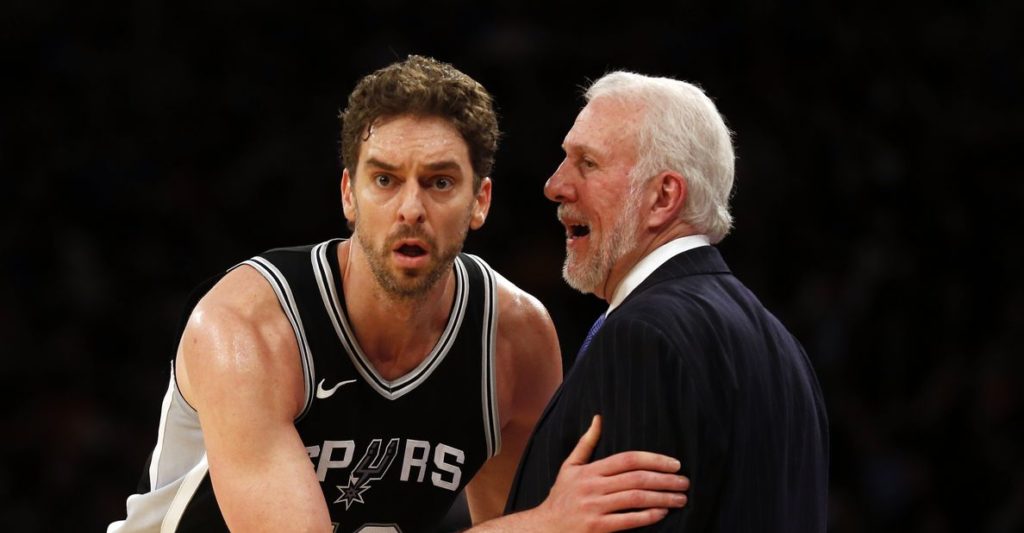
[{"left": 338, "top": 240, "right": 455, "bottom": 379}]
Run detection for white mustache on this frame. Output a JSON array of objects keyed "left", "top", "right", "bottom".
[{"left": 557, "top": 205, "right": 587, "bottom": 225}]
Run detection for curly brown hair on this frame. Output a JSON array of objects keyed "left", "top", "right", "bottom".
[{"left": 339, "top": 55, "right": 499, "bottom": 190}]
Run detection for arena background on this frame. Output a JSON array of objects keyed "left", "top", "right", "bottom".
[{"left": 3, "top": 2, "right": 1021, "bottom": 531}]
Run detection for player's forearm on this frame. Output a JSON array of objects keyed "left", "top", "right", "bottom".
[
  {"left": 223, "top": 512, "right": 333, "bottom": 533},
  {"left": 208, "top": 443, "right": 332, "bottom": 532},
  {"left": 213, "top": 474, "right": 333, "bottom": 532}
]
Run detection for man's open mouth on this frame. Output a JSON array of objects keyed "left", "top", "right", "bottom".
[
  {"left": 568, "top": 224, "right": 591, "bottom": 238},
  {"left": 396, "top": 243, "right": 427, "bottom": 257}
]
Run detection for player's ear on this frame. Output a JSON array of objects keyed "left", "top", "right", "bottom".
[
  {"left": 342, "top": 168, "right": 357, "bottom": 222},
  {"left": 647, "top": 171, "right": 686, "bottom": 229},
  {"left": 470, "top": 177, "right": 492, "bottom": 230}
]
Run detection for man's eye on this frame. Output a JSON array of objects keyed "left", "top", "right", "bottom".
[
  {"left": 582, "top": 158, "right": 597, "bottom": 169},
  {"left": 375, "top": 174, "right": 392, "bottom": 187},
  {"left": 433, "top": 177, "right": 453, "bottom": 190}
]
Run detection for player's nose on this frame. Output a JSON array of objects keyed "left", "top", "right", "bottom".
[{"left": 397, "top": 183, "right": 426, "bottom": 224}]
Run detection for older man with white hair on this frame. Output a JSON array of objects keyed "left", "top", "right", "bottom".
[{"left": 504, "top": 71, "right": 830, "bottom": 532}]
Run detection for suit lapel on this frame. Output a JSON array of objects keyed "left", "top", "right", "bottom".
[{"left": 507, "top": 246, "right": 731, "bottom": 508}]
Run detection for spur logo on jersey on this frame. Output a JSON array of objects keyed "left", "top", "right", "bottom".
[
  {"left": 334, "top": 438, "right": 400, "bottom": 509},
  {"left": 306, "top": 438, "right": 466, "bottom": 509}
]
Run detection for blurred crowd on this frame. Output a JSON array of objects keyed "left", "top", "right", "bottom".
[{"left": 2, "top": 2, "right": 1020, "bottom": 531}]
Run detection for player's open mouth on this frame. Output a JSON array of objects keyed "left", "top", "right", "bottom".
[
  {"left": 396, "top": 243, "right": 427, "bottom": 257},
  {"left": 392, "top": 239, "right": 431, "bottom": 269}
]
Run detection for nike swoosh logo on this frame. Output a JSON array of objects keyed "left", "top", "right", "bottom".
[{"left": 316, "top": 378, "right": 357, "bottom": 399}]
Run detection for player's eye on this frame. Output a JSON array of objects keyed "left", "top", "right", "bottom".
[
  {"left": 581, "top": 158, "right": 597, "bottom": 170},
  {"left": 374, "top": 174, "right": 392, "bottom": 187},
  {"left": 433, "top": 177, "right": 453, "bottom": 190}
]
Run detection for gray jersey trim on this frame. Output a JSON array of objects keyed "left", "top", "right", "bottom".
[
  {"left": 159, "top": 454, "right": 209, "bottom": 532},
  {"left": 109, "top": 255, "right": 318, "bottom": 532},
  {"left": 108, "top": 369, "right": 207, "bottom": 533},
  {"left": 149, "top": 367, "right": 177, "bottom": 489},
  {"left": 313, "top": 240, "right": 469, "bottom": 401}
]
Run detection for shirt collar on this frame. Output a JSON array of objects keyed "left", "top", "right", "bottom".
[{"left": 605, "top": 234, "right": 711, "bottom": 315}]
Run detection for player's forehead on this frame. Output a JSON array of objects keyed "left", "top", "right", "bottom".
[{"left": 358, "top": 114, "right": 471, "bottom": 170}]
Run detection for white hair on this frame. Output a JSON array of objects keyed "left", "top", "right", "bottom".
[{"left": 585, "top": 71, "right": 736, "bottom": 243}]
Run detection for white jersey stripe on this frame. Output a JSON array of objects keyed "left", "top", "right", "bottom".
[
  {"left": 159, "top": 454, "right": 209, "bottom": 532},
  {"left": 313, "top": 240, "right": 469, "bottom": 400},
  {"left": 108, "top": 367, "right": 206, "bottom": 532},
  {"left": 466, "top": 254, "right": 501, "bottom": 458},
  {"left": 149, "top": 365, "right": 177, "bottom": 490}
]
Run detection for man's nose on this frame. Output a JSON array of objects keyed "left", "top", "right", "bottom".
[
  {"left": 397, "top": 183, "right": 426, "bottom": 224},
  {"left": 544, "top": 159, "right": 576, "bottom": 203}
]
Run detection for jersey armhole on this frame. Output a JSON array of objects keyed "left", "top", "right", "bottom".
[
  {"left": 465, "top": 254, "right": 502, "bottom": 458},
  {"left": 234, "top": 258, "right": 317, "bottom": 421}
]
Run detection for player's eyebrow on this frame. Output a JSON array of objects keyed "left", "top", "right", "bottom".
[
  {"left": 363, "top": 158, "right": 463, "bottom": 174},
  {"left": 423, "top": 160, "right": 462, "bottom": 173},
  {"left": 364, "top": 157, "right": 399, "bottom": 171}
]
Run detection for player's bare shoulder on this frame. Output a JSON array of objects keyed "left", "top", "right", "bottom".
[
  {"left": 493, "top": 274, "right": 555, "bottom": 341},
  {"left": 490, "top": 271, "right": 562, "bottom": 421},
  {"left": 175, "top": 264, "right": 304, "bottom": 418}
]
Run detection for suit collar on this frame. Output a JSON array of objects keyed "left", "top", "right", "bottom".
[
  {"left": 607, "top": 235, "right": 710, "bottom": 313},
  {"left": 619, "top": 245, "right": 731, "bottom": 309}
]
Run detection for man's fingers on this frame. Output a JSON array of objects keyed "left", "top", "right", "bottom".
[
  {"left": 600, "top": 489, "right": 688, "bottom": 513},
  {"left": 600, "top": 469, "right": 690, "bottom": 494},
  {"left": 564, "top": 415, "right": 602, "bottom": 466},
  {"left": 596, "top": 508, "right": 671, "bottom": 532},
  {"left": 588, "top": 450, "right": 681, "bottom": 476}
]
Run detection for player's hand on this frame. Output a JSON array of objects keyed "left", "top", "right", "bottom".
[{"left": 532, "top": 415, "right": 689, "bottom": 532}]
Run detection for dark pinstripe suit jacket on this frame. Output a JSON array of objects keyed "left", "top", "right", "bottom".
[{"left": 506, "top": 246, "right": 829, "bottom": 532}]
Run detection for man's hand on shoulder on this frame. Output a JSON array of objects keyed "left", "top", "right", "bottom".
[{"left": 470, "top": 416, "right": 689, "bottom": 532}]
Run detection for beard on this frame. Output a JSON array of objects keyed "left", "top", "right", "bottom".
[
  {"left": 562, "top": 190, "right": 643, "bottom": 295},
  {"left": 354, "top": 213, "right": 471, "bottom": 302}
]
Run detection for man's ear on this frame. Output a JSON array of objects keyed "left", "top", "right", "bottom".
[
  {"left": 470, "top": 177, "right": 492, "bottom": 230},
  {"left": 647, "top": 171, "right": 687, "bottom": 229},
  {"left": 341, "top": 168, "right": 357, "bottom": 223}
]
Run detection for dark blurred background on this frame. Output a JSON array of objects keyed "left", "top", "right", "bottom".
[{"left": 2, "top": 1, "right": 1022, "bottom": 531}]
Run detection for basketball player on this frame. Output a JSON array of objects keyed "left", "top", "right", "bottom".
[{"left": 108, "top": 56, "right": 688, "bottom": 532}]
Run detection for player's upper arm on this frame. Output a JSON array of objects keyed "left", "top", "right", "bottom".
[
  {"left": 496, "top": 283, "right": 563, "bottom": 428},
  {"left": 465, "top": 274, "right": 562, "bottom": 522},
  {"left": 175, "top": 265, "right": 331, "bottom": 532}
]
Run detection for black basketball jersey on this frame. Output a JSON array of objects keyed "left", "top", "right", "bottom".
[{"left": 109, "top": 239, "right": 501, "bottom": 533}]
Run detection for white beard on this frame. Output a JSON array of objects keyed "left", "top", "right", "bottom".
[{"left": 562, "top": 190, "right": 643, "bottom": 295}]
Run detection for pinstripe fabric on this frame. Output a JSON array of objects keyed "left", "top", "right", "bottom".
[
  {"left": 507, "top": 246, "right": 829, "bottom": 532},
  {"left": 577, "top": 313, "right": 606, "bottom": 357}
]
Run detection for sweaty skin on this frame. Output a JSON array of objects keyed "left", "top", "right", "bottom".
[
  {"left": 174, "top": 114, "right": 688, "bottom": 531},
  {"left": 175, "top": 116, "right": 565, "bottom": 529}
]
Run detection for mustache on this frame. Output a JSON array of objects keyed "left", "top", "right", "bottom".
[
  {"left": 384, "top": 225, "right": 437, "bottom": 249},
  {"left": 557, "top": 205, "right": 587, "bottom": 223}
]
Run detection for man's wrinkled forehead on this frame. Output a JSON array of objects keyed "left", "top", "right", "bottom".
[
  {"left": 563, "top": 97, "right": 643, "bottom": 157},
  {"left": 358, "top": 115, "right": 471, "bottom": 169}
]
